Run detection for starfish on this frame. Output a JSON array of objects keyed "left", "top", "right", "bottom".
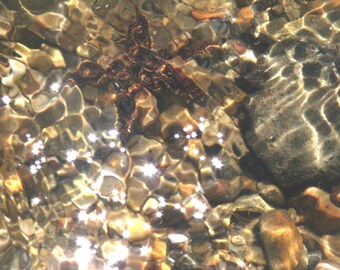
[{"left": 69, "top": 8, "right": 209, "bottom": 138}]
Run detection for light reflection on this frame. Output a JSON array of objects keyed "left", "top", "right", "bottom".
[
  {"left": 74, "top": 237, "right": 94, "bottom": 270},
  {"left": 168, "top": 233, "right": 188, "bottom": 243},
  {"left": 107, "top": 245, "right": 129, "bottom": 265},
  {"left": 143, "top": 163, "right": 158, "bottom": 177},
  {"left": 191, "top": 131, "right": 198, "bottom": 138},
  {"left": 66, "top": 149, "right": 78, "bottom": 162},
  {"left": 174, "top": 203, "right": 181, "bottom": 209},
  {"left": 183, "top": 125, "right": 193, "bottom": 132},
  {"left": 198, "top": 123, "right": 205, "bottom": 131},
  {"left": 74, "top": 249, "right": 93, "bottom": 270},
  {"left": 88, "top": 133, "right": 97, "bottom": 142},
  {"left": 193, "top": 212, "right": 204, "bottom": 219},
  {"left": 143, "top": 223, "right": 151, "bottom": 230},
  {"left": 140, "top": 246, "right": 151, "bottom": 256},
  {"left": 199, "top": 155, "right": 206, "bottom": 161},
  {"left": 31, "top": 197, "right": 40, "bottom": 205},
  {"left": 32, "top": 140, "right": 44, "bottom": 155},
  {"left": 86, "top": 151, "right": 93, "bottom": 163},
  {"left": 212, "top": 157, "right": 223, "bottom": 169},
  {"left": 2, "top": 95, "right": 10, "bottom": 105},
  {"left": 158, "top": 196, "right": 166, "bottom": 207},
  {"left": 30, "top": 165, "right": 38, "bottom": 174},
  {"left": 104, "top": 265, "right": 118, "bottom": 270},
  {"left": 108, "top": 129, "right": 119, "bottom": 138},
  {"left": 122, "top": 230, "right": 130, "bottom": 239},
  {"left": 50, "top": 82, "right": 61, "bottom": 92},
  {"left": 78, "top": 211, "right": 87, "bottom": 221}
]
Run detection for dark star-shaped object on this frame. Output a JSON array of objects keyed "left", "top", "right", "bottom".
[{"left": 69, "top": 8, "right": 209, "bottom": 138}]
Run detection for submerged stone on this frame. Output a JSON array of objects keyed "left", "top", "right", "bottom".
[
  {"left": 259, "top": 210, "right": 307, "bottom": 270},
  {"left": 242, "top": 36, "right": 340, "bottom": 187}
]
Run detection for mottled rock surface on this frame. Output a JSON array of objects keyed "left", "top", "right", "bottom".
[{"left": 243, "top": 28, "right": 340, "bottom": 187}]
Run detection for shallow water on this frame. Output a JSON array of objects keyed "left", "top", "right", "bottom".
[{"left": 0, "top": 0, "right": 339, "bottom": 269}]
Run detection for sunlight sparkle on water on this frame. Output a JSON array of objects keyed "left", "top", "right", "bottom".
[
  {"left": 143, "top": 163, "right": 158, "bottom": 177},
  {"left": 212, "top": 157, "right": 223, "bottom": 169},
  {"left": 66, "top": 150, "right": 78, "bottom": 162},
  {"left": 2, "top": 95, "right": 10, "bottom": 105},
  {"left": 50, "top": 82, "right": 61, "bottom": 92}
]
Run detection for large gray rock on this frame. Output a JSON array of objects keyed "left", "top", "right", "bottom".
[{"left": 243, "top": 35, "right": 340, "bottom": 187}]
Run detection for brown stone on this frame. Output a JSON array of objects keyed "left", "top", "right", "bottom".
[
  {"left": 291, "top": 187, "right": 340, "bottom": 234},
  {"left": 259, "top": 209, "right": 307, "bottom": 270},
  {"left": 315, "top": 260, "right": 340, "bottom": 270},
  {"left": 330, "top": 185, "right": 340, "bottom": 207},
  {"left": 257, "top": 182, "right": 285, "bottom": 207},
  {"left": 321, "top": 234, "right": 340, "bottom": 262},
  {"left": 108, "top": 209, "right": 152, "bottom": 242}
]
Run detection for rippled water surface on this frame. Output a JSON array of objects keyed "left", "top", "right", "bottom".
[{"left": 0, "top": 0, "right": 339, "bottom": 269}]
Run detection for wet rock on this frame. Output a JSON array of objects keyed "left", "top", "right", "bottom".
[
  {"left": 173, "top": 253, "right": 201, "bottom": 270},
  {"left": 242, "top": 36, "right": 340, "bottom": 188},
  {"left": 291, "top": 187, "right": 340, "bottom": 234},
  {"left": 95, "top": 170, "right": 125, "bottom": 200},
  {"left": 126, "top": 177, "right": 151, "bottom": 212},
  {"left": 1, "top": 59, "right": 27, "bottom": 96},
  {"left": 107, "top": 209, "right": 152, "bottom": 242},
  {"left": 101, "top": 239, "right": 129, "bottom": 263},
  {"left": 257, "top": 182, "right": 285, "bottom": 207},
  {"left": 330, "top": 185, "right": 340, "bottom": 207},
  {"left": 0, "top": 216, "right": 10, "bottom": 252},
  {"left": 202, "top": 178, "right": 243, "bottom": 205},
  {"left": 306, "top": 251, "right": 323, "bottom": 270},
  {"left": 244, "top": 244, "right": 266, "bottom": 266},
  {"left": 70, "top": 186, "right": 97, "bottom": 210},
  {"left": 321, "top": 234, "right": 340, "bottom": 262},
  {"left": 0, "top": 1, "right": 338, "bottom": 269},
  {"left": 259, "top": 209, "right": 307, "bottom": 270},
  {"left": 151, "top": 236, "right": 167, "bottom": 261},
  {"left": 315, "top": 260, "right": 340, "bottom": 270},
  {"left": 33, "top": 95, "right": 66, "bottom": 129},
  {"left": 0, "top": 247, "right": 31, "bottom": 270},
  {"left": 0, "top": 19, "right": 12, "bottom": 39},
  {"left": 60, "top": 84, "right": 84, "bottom": 115}
]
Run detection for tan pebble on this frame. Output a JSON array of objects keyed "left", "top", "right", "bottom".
[
  {"left": 101, "top": 239, "right": 129, "bottom": 261},
  {"left": 151, "top": 239, "right": 167, "bottom": 261},
  {"left": 108, "top": 210, "right": 152, "bottom": 242},
  {"left": 71, "top": 187, "right": 97, "bottom": 210},
  {"left": 126, "top": 177, "right": 151, "bottom": 212},
  {"left": 231, "top": 235, "right": 246, "bottom": 246}
]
